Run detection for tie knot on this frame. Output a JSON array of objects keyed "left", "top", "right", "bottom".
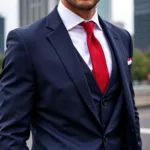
[{"left": 80, "top": 21, "right": 94, "bottom": 34}]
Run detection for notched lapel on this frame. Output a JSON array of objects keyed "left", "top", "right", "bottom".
[
  {"left": 99, "top": 17, "right": 135, "bottom": 120},
  {"left": 98, "top": 17, "right": 128, "bottom": 78},
  {"left": 45, "top": 8, "right": 101, "bottom": 125}
]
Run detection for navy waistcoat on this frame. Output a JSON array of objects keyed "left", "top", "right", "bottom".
[{"left": 76, "top": 44, "right": 125, "bottom": 150}]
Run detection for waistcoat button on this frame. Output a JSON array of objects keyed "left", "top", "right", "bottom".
[{"left": 102, "top": 98, "right": 107, "bottom": 106}]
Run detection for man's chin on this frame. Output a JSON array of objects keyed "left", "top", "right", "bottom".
[
  {"left": 74, "top": 4, "right": 96, "bottom": 10},
  {"left": 65, "top": 0, "right": 99, "bottom": 10}
]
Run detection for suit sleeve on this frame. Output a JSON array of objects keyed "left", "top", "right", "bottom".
[
  {"left": 126, "top": 31, "right": 142, "bottom": 149},
  {"left": 0, "top": 30, "right": 35, "bottom": 150}
]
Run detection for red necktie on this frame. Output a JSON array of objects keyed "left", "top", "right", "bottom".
[{"left": 81, "top": 21, "right": 109, "bottom": 93}]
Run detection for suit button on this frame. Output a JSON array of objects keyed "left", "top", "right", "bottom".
[
  {"left": 103, "top": 136, "right": 108, "bottom": 142},
  {"left": 131, "top": 128, "right": 135, "bottom": 132},
  {"left": 103, "top": 124, "right": 106, "bottom": 129},
  {"left": 127, "top": 146, "right": 132, "bottom": 150}
]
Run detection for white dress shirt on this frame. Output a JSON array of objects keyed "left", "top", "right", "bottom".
[{"left": 57, "top": 1, "right": 112, "bottom": 77}]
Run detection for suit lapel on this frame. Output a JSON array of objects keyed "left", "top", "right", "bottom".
[
  {"left": 45, "top": 7, "right": 101, "bottom": 125},
  {"left": 99, "top": 17, "right": 135, "bottom": 122},
  {"left": 98, "top": 16, "right": 128, "bottom": 75}
]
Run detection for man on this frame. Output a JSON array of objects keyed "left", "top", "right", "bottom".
[{"left": 0, "top": 0, "right": 142, "bottom": 150}]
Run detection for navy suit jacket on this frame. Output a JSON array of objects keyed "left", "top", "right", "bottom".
[{"left": 0, "top": 7, "right": 142, "bottom": 150}]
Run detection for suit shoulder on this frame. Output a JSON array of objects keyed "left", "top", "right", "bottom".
[
  {"left": 104, "top": 21, "right": 131, "bottom": 39},
  {"left": 104, "top": 20, "right": 132, "bottom": 49},
  {"left": 104, "top": 21, "right": 133, "bottom": 57},
  {"left": 10, "top": 16, "right": 47, "bottom": 41}
]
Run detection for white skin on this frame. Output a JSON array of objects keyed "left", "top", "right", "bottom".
[{"left": 61, "top": 0, "right": 100, "bottom": 20}]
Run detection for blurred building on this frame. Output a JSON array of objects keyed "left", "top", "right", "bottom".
[
  {"left": 0, "top": 16, "right": 4, "bottom": 53},
  {"left": 97, "top": 0, "right": 112, "bottom": 21},
  {"left": 0, "top": 0, "right": 59, "bottom": 49},
  {"left": 134, "top": 0, "right": 150, "bottom": 51},
  {"left": 19, "top": 0, "right": 59, "bottom": 26}
]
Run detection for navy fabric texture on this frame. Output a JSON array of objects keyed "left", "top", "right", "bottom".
[{"left": 0, "top": 6, "right": 142, "bottom": 150}]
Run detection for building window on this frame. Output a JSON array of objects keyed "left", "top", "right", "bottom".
[
  {"left": 0, "top": 16, "right": 4, "bottom": 53},
  {"left": 19, "top": 0, "right": 49, "bottom": 26}
]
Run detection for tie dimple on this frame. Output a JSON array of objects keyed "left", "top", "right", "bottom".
[{"left": 80, "top": 21, "right": 94, "bottom": 34}]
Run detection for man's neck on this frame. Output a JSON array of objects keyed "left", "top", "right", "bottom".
[{"left": 61, "top": 0, "right": 96, "bottom": 20}]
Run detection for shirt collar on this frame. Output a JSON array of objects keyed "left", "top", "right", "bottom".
[{"left": 57, "top": 0, "right": 102, "bottom": 31}]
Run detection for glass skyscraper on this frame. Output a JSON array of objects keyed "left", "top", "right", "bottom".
[
  {"left": 19, "top": 0, "right": 59, "bottom": 27},
  {"left": 0, "top": 16, "right": 4, "bottom": 53},
  {"left": 134, "top": 0, "right": 150, "bottom": 50}
]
